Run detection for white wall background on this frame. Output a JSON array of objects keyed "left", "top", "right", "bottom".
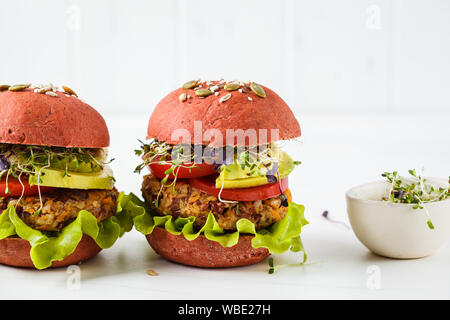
[{"left": 0, "top": 0, "right": 449, "bottom": 117}]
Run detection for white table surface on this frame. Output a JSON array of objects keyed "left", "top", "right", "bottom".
[{"left": 1, "top": 112, "right": 449, "bottom": 300}]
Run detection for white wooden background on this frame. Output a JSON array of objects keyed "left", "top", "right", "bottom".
[{"left": 0, "top": 0, "right": 449, "bottom": 117}]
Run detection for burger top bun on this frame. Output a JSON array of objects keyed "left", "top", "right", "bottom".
[
  {"left": 0, "top": 88, "right": 109, "bottom": 148},
  {"left": 147, "top": 80, "right": 301, "bottom": 147}
]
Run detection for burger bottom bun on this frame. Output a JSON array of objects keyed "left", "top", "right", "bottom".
[
  {"left": 146, "top": 227, "right": 270, "bottom": 268},
  {"left": 0, "top": 235, "right": 101, "bottom": 269}
]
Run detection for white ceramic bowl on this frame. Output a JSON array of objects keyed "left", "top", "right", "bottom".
[{"left": 346, "top": 180, "right": 450, "bottom": 259}]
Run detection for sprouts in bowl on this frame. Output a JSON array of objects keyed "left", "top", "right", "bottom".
[{"left": 346, "top": 170, "right": 450, "bottom": 259}]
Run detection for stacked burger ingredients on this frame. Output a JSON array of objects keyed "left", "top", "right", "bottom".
[
  {"left": 0, "top": 83, "right": 137, "bottom": 269},
  {"left": 132, "top": 79, "right": 308, "bottom": 268}
]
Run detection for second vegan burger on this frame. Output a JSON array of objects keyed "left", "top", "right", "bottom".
[{"left": 133, "top": 79, "right": 308, "bottom": 268}]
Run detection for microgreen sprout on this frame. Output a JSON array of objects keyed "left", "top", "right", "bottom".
[
  {"left": 0, "top": 144, "right": 109, "bottom": 179},
  {"left": 0, "top": 144, "right": 112, "bottom": 216},
  {"left": 267, "top": 250, "right": 308, "bottom": 274},
  {"left": 135, "top": 139, "right": 302, "bottom": 205},
  {"left": 322, "top": 210, "right": 350, "bottom": 230},
  {"left": 134, "top": 140, "right": 202, "bottom": 207},
  {"left": 276, "top": 171, "right": 289, "bottom": 208},
  {"left": 268, "top": 257, "right": 274, "bottom": 274},
  {"left": 382, "top": 169, "right": 450, "bottom": 229}
]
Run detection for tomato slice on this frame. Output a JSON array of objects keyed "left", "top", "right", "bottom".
[
  {"left": 149, "top": 160, "right": 216, "bottom": 179},
  {"left": 189, "top": 176, "right": 289, "bottom": 202},
  {"left": 0, "top": 178, "right": 55, "bottom": 197}
]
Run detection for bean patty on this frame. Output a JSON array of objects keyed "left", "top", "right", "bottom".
[
  {"left": 1, "top": 188, "right": 118, "bottom": 232},
  {"left": 141, "top": 174, "right": 291, "bottom": 231}
]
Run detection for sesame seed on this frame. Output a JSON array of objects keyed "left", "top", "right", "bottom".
[
  {"left": 179, "top": 93, "right": 187, "bottom": 102},
  {"left": 248, "top": 97, "right": 253, "bottom": 101},
  {"left": 220, "top": 93, "right": 232, "bottom": 103},
  {"left": 146, "top": 269, "right": 159, "bottom": 276},
  {"left": 45, "top": 91, "right": 58, "bottom": 97}
]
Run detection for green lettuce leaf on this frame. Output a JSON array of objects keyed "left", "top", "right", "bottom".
[
  {"left": 0, "top": 192, "right": 140, "bottom": 270},
  {"left": 132, "top": 193, "right": 308, "bottom": 256}
]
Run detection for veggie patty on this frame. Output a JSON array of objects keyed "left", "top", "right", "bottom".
[
  {"left": 1, "top": 188, "right": 118, "bottom": 232},
  {"left": 141, "top": 174, "right": 291, "bottom": 231}
]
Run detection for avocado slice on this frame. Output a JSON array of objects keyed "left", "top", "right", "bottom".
[
  {"left": 28, "top": 165, "right": 115, "bottom": 190},
  {"left": 216, "top": 150, "right": 295, "bottom": 189},
  {"left": 50, "top": 157, "right": 102, "bottom": 173}
]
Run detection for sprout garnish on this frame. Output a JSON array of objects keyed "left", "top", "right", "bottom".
[
  {"left": 382, "top": 169, "right": 450, "bottom": 229},
  {"left": 0, "top": 144, "right": 112, "bottom": 215},
  {"left": 134, "top": 139, "right": 301, "bottom": 206}
]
